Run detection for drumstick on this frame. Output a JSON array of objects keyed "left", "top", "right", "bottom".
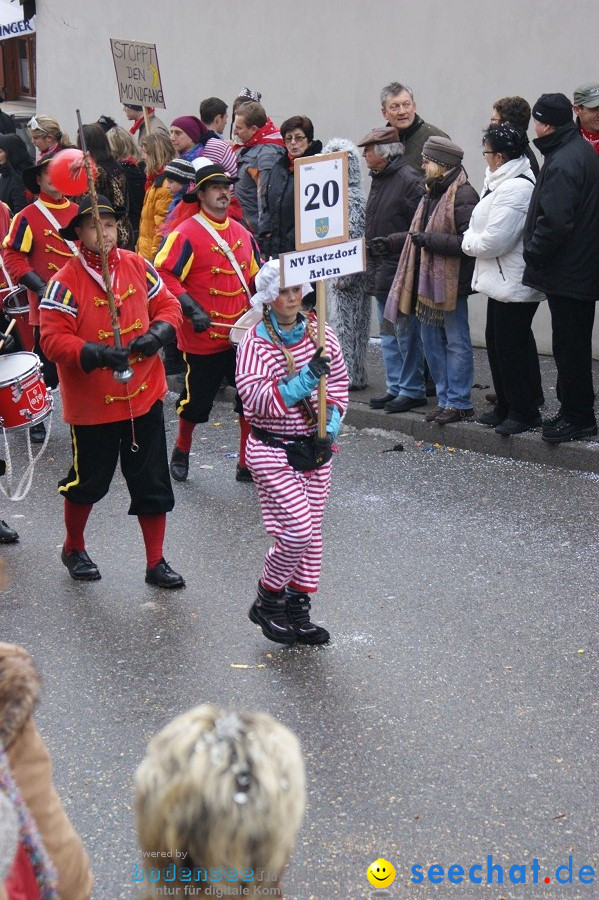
[
  {"left": 209, "top": 322, "right": 250, "bottom": 330},
  {"left": 0, "top": 317, "right": 16, "bottom": 351}
]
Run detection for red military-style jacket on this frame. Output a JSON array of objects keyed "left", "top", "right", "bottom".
[
  {"left": 3, "top": 193, "right": 78, "bottom": 325},
  {"left": 39, "top": 248, "right": 182, "bottom": 425},
  {"left": 154, "top": 209, "right": 260, "bottom": 355}
]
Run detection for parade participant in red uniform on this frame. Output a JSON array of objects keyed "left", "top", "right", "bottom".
[
  {"left": 3, "top": 155, "right": 78, "bottom": 442},
  {"left": 236, "top": 260, "right": 349, "bottom": 646},
  {"left": 39, "top": 195, "right": 185, "bottom": 587},
  {"left": 154, "top": 159, "right": 260, "bottom": 483}
]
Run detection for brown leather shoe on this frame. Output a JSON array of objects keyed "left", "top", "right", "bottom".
[
  {"left": 435, "top": 407, "right": 474, "bottom": 425},
  {"left": 425, "top": 406, "right": 443, "bottom": 422}
]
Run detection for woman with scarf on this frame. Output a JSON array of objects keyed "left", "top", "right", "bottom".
[
  {"left": 386, "top": 137, "right": 478, "bottom": 425},
  {"left": 462, "top": 123, "right": 544, "bottom": 434},
  {"left": 137, "top": 132, "right": 175, "bottom": 261},
  {"left": 260, "top": 116, "right": 322, "bottom": 258}
]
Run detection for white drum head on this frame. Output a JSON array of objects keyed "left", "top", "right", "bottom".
[{"left": 0, "top": 351, "right": 39, "bottom": 387}]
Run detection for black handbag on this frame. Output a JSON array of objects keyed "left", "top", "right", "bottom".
[{"left": 252, "top": 427, "right": 332, "bottom": 471}]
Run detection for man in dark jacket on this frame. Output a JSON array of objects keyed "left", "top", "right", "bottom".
[
  {"left": 358, "top": 127, "right": 424, "bottom": 411},
  {"left": 380, "top": 81, "right": 449, "bottom": 172},
  {"left": 523, "top": 93, "right": 599, "bottom": 443}
]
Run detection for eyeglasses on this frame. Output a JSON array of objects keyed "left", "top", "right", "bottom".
[
  {"left": 482, "top": 150, "right": 497, "bottom": 156},
  {"left": 28, "top": 116, "right": 50, "bottom": 135},
  {"left": 284, "top": 133, "right": 308, "bottom": 145}
]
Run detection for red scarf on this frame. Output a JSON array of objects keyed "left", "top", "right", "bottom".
[
  {"left": 233, "top": 118, "right": 285, "bottom": 152},
  {"left": 145, "top": 166, "right": 164, "bottom": 192},
  {"left": 130, "top": 109, "right": 155, "bottom": 135},
  {"left": 80, "top": 244, "right": 119, "bottom": 277},
  {"left": 580, "top": 124, "right": 599, "bottom": 155}
]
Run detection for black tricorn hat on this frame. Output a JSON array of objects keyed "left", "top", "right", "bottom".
[
  {"left": 59, "top": 194, "right": 124, "bottom": 241},
  {"left": 22, "top": 154, "right": 53, "bottom": 195}
]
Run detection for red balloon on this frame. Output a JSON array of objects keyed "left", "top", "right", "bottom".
[{"left": 48, "top": 149, "right": 96, "bottom": 195}]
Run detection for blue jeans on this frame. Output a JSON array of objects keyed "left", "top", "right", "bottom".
[
  {"left": 376, "top": 295, "right": 425, "bottom": 399},
  {"left": 420, "top": 296, "right": 473, "bottom": 409}
]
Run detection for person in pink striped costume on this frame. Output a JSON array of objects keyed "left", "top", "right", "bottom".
[{"left": 236, "top": 260, "right": 348, "bottom": 646}]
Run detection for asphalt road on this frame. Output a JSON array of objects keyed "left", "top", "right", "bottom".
[{"left": 0, "top": 391, "right": 597, "bottom": 899}]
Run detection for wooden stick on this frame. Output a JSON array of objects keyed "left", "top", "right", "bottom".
[
  {"left": 76, "top": 110, "right": 133, "bottom": 383},
  {"left": 143, "top": 106, "right": 151, "bottom": 136},
  {"left": 315, "top": 280, "right": 327, "bottom": 438},
  {"left": 209, "top": 321, "right": 249, "bottom": 329},
  {"left": 0, "top": 317, "right": 16, "bottom": 352}
]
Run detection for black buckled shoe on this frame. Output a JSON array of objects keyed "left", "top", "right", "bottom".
[
  {"left": 235, "top": 463, "right": 253, "bottom": 483},
  {"left": 0, "top": 520, "right": 19, "bottom": 544},
  {"left": 29, "top": 421, "right": 46, "bottom": 444},
  {"left": 170, "top": 447, "right": 189, "bottom": 482},
  {"left": 286, "top": 591, "right": 330, "bottom": 645},
  {"left": 61, "top": 546, "right": 101, "bottom": 581},
  {"left": 249, "top": 583, "right": 296, "bottom": 644},
  {"left": 145, "top": 558, "right": 185, "bottom": 588}
]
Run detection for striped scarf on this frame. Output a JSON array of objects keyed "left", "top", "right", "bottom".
[{"left": 385, "top": 168, "right": 466, "bottom": 327}]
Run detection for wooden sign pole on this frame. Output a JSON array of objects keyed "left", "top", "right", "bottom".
[
  {"left": 143, "top": 106, "right": 151, "bottom": 136},
  {"left": 316, "top": 280, "right": 327, "bottom": 439}
]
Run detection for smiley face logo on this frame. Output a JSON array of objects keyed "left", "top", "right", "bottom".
[{"left": 367, "top": 857, "right": 396, "bottom": 888}]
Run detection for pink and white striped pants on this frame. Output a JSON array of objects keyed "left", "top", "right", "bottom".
[{"left": 247, "top": 436, "right": 332, "bottom": 593}]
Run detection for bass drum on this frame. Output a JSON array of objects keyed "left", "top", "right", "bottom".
[{"left": 229, "top": 306, "right": 263, "bottom": 346}]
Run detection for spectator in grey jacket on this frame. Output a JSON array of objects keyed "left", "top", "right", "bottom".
[{"left": 233, "top": 102, "right": 285, "bottom": 246}]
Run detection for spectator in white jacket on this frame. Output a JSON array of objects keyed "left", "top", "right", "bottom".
[{"left": 462, "top": 123, "right": 545, "bottom": 435}]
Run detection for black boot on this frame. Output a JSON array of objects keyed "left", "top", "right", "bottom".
[
  {"left": 286, "top": 590, "right": 330, "bottom": 644},
  {"left": 235, "top": 463, "right": 253, "bottom": 483},
  {"left": 29, "top": 421, "right": 46, "bottom": 444},
  {"left": 0, "top": 520, "right": 19, "bottom": 543},
  {"left": 249, "top": 582, "right": 296, "bottom": 644},
  {"left": 170, "top": 446, "right": 189, "bottom": 482}
]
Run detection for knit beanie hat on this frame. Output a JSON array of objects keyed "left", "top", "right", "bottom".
[
  {"left": 421, "top": 136, "right": 464, "bottom": 168},
  {"left": 531, "top": 93, "right": 573, "bottom": 127},
  {"left": 163, "top": 158, "right": 195, "bottom": 185},
  {"left": 123, "top": 104, "right": 143, "bottom": 112},
  {"left": 170, "top": 116, "right": 207, "bottom": 144}
]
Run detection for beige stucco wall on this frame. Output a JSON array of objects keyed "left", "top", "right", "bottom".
[{"left": 36, "top": 0, "right": 599, "bottom": 354}]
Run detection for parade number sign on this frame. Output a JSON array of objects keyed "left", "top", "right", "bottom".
[
  {"left": 280, "top": 238, "right": 365, "bottom": 288},
  {"left": 294, "top": 151, "right": 349, "bottom": 251},
  {"left": 110, "top": 39, "right": 165, "bottom": 109}
]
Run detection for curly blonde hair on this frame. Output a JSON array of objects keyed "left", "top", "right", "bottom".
[{"left": 135, "top": 705, "right": 305, "bottom": 895}]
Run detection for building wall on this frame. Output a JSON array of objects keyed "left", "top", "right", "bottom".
[{"left": 36, "top": 0, "right": 599, "bottom": 354}]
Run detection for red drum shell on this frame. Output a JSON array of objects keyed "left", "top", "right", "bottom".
[{"left": 0, "top": 351, "right": 52, "bottom": 430}]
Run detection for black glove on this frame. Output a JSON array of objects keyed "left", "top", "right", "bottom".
[
  {"left": 307, "top": 347, "right": 331, "bottom": 378},
  {"left": 129, "top": 321, "right": 176, "bottom": 358},
  {"left": 80, "top": 342, "right": 131, "bottom": 373},
  {"left": 19, "top": 270, "right": 47, "bottom": 300},
  {"left": 368, "top": 236, "right": 391, "bottom": 256},
  {"left": 0, "top": 333, "right": 15, "bottom": 354},
  {"left": 410, "top": 231, "right": 427, "bottom": 249},
  {"left": 314, "top": 435, "right": 333, "bottom": 467},
  {"left": 178, "top": 292, "right": 211, "bottom": 333}
]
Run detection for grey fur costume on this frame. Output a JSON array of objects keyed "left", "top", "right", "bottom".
[{"left": 323, "top": 138, "right": 369, "bottom": 389}]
